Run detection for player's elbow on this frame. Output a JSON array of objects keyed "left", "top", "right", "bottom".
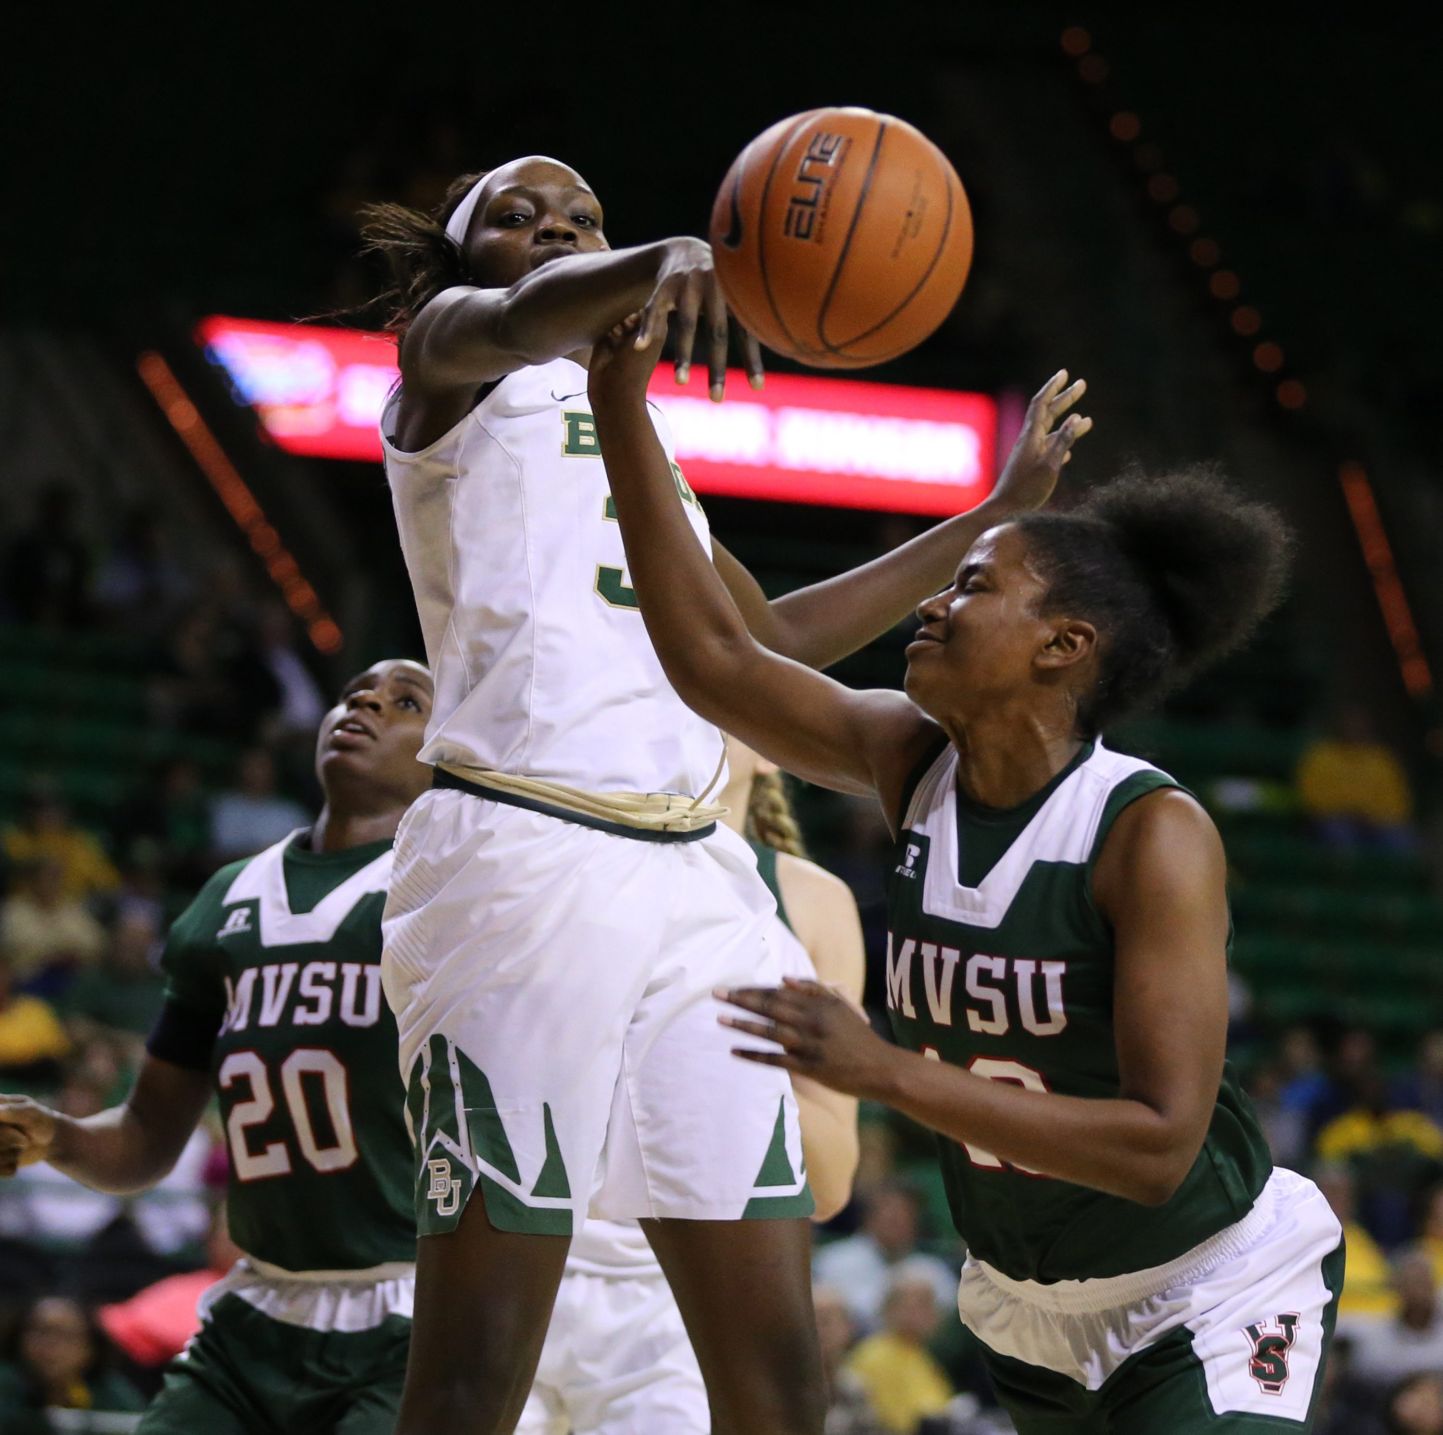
[{"left": 1126, "top": 1134, "right": 1203, "bottom": 1207}]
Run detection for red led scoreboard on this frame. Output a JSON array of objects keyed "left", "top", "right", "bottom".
[{"left": 197, "top": 316, "right": 1000, "bottom": 516}]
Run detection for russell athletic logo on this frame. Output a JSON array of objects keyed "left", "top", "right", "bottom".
[
  {"left": 1244, "top": 1313, "right": 1299, "bottom": 1395},
  {"left": 217, "top": 907, "right": 253, "bottom": 939}
]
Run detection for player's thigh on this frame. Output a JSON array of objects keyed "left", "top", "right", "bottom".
[
  {"left": 643, "top": 1216, "right": 824, "bottom": 1434},
  {"left": 1105, "top": 1317, "right": 1339, "bottom": 1434},
  {"left": 599, "top": 830, "right": 814, "bottom": 1227},
  {"left": 981, "top": 1348, "right": 1107, "bottom": 1435},
  {"left": 390, "top": 796, "right": 662, "bottom": 1242},
  {"left": 335, "top": 1371, "right": 408, "bottom": 1435},
  {"left": 400, "top": 1187, "right": 571, "bottom": 1428},
  {"left": 333, "top": 1321, "right": 410, "bottom": 1435},
  {"left": 136, "top": 1358, "right": 258, "bottom": 1435}
]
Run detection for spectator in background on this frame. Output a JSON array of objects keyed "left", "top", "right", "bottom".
[
  {"left": 1418, "top": 1183, "right": 1443, "bottom": 1289},
  {"left": 0, "top": 857, "right": 106, "bottom": 990},
  {"left": 1317, "top": 1071, "right": 1443, "bottom": 1247},
  {"left": 1389, "top": 1373, "right": 1443, "bottom": 1435},
  {"left": 63, "top": 905, "right": 166, "bottom": 1047},
  {"left": 117, "top": 757, "right": 213, "bottom": 892},
  {"left": 208, "top": 747, "right": 308, "bottom": 863},
  {"left": 1344, "top": 1249, "right": 1443, "bottom": 1396},
  {"left": 1398, "top": 1031, "right": 1443, "bottom": 1132},
  {"left": 99, "top": 1202, "right": 242, "bottom": 1371},
  {"left": 814, "top": 1182, "right": 958, "bottom": 1331},
  {"left": 1315, "top": 1163, "right": 1398, "bottom": 1319},
  {"left": 255, "top": 600, "right": 326, "bottom": 745},
  {"left": 2, "top": 482, "right": 92, "bottom": 629},
  {"left": 1276, "top": 1024, "right": 1331, "bottom": 1140},
  {"left": 1296, "top": 704, "right": 1417, "bottom": 854},
  {"left": 0, "top": 959, "right": 69, "bottom": 1085},
  {"left": 846, "top": 1262, "right": 955, "bottom": 1434},
  {"left": 0, "top": 1295, "right": 143, "bottom": 1428},
  {"left": 92, "top": 502, "right": 194, "bottom": 636},
  {"left": 1, "top": 786, "right": 119, "bottom": 904},
  {"left": 813, "top": 1283, "right": 886, "bottom": 1435}
]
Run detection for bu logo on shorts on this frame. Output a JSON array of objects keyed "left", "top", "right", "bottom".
[
  {"left": 1244, "top": 1312, "right": 1299, "bottom": 1394},
  {"left": 427, "top": 1157, "right": 462, "bottom": 1217}
]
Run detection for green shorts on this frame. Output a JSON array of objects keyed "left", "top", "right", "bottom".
[{"left": 137, "top": 1293, "right": 409, "bottom": 1435}]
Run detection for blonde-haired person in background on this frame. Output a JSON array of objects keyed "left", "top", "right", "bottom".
[{"left": 518, "top": 736, "right": 865, "bottom": 1435}]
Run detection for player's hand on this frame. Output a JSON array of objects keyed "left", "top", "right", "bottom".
[
  {"left": 991, "top": 370, "right": 1092, "bottom": 515},
  {"left": 717, "top": 978, "right": 901, "bottom": 1100},
  {"left": 637, "top": 238, "right": 764, "bottom": 402},
  {"left": 0, "top": 1096, "right": 60, "bottom": 1177},
  {"left": 588, "top": 313, "right": 663, "bottom": 410}
]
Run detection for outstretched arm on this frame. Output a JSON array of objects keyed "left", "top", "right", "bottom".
[
  {"left": 0, "top": 1055, "right": 211, "bottom": 1195},
  {"left": 721, "top": 791, "right": 1231, "bottom": 1207},
  {"left": 712, "top": 373, "right": 1092, "bottom": 670},
  {"left": 588, "top": 319, "right": 937, "bottom": 812},
  {"left": 406, "top": 240, "right": 763, "bottom": 398}
]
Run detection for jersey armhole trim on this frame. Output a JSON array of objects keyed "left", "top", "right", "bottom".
[
  {"left": 1081, "top": 771, "right": 1184, "bottom": 932},
  {"left": 379, "top": 372, "right": 511, "bottom": 460},
  {"left": 895, "top": 735, "right": 952, "bottom": 834}
]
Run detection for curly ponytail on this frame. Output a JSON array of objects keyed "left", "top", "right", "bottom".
[
  {"left": 746, "top": 770, "right": 807, "bottom": 858},
  {"left": 1016, "top": 467, "right": 1293, "bottom": 736},
  {"left": 358, "top": 171, "right": 486, "bottom": 338}
]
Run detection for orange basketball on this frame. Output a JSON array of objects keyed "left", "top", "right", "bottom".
[{"left": 709, "top": 107, "right": 974, "bottom": 369}]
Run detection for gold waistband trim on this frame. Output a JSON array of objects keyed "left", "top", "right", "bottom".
[{"left": 436, "top": 763, "right": 728, "bottom": 834}]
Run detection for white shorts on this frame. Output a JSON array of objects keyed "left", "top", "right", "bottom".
[
  {"left": 382, "top": 788, "right": 812, "bottom": 1236},
  {"left": 959, "top": 1168, "right": 1345, "bottom": 1428},
  {"left": 516, "top": 1264, "right": 706, "bottom": 1435}
]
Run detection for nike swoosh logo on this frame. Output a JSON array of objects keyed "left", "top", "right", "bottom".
[{"left": 720, "top": 174, "right": 745, "bottom": 249}]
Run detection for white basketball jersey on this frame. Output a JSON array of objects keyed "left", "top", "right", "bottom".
[
  {"left": 568, "top": 909, "right": 816, "bottom": 1278},
  {"left": 382, "top": 358, "right": 723, "bottom": 795}
]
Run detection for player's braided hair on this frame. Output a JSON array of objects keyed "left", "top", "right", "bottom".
[
  {"left": 746, "top": 770, "right": 806, "bottom": 858},
  {"left": 1014, "top": 467, "right": 1293, "bottom": 737},
  {"left": 358, "top": 172, "right": 487, "bottom": 338}
]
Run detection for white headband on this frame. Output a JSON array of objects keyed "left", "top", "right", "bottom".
[{"left": 444, "top": 176, "right": 488, "bottom": 250}]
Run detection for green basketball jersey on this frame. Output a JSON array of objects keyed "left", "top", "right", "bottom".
[
  {"left": 161, "top": 833, "right": 414, "bottom": 1273},
  {"left": 885, "top": 740, "right": 1270, "bottom": 1284}
]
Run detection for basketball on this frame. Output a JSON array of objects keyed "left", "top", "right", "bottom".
[{"left": 709, "top": 107, "right": 974, "bottom": 369}]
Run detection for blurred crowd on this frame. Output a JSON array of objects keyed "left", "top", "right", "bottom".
[
  {"left": 4, "top": 477, "right": 1443, "bottom": 1432},
  {"left": 0, "top": 483, "right": 327, "bottom": 1427}
]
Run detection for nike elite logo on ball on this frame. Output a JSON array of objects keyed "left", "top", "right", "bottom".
[{"left": 709, "top": 106, "right": 973, "bottom": 368}]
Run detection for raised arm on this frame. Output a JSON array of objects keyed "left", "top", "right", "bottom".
[
  {"left": 0, "top": 1054, "right": 211, "bottom": 1196},
  {"left": 721, "top": 790, "right": 1231, "bottom": 1206},
  {"left": 711, "top": 372, "right": 1092, "bottom": 670},
  {"left": 587, "top": 318, "right": 937, "bottom": 813}
]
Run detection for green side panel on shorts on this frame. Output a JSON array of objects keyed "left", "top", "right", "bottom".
[
  {"left": 741, "top": 1098, "right": 815, "bottom": 1219},
  {"left": 754, "top": 1098, "right": 798, "bottom": 1187},
  {"left": 477, "top": 1168, "right": 574, "bottom": 1235},
  {"left": 412, "top": 1037, "right": 574, "bottom": 1237},
  {"left": 531, "top": 1103, "right": 572, "bottom": 1200},
  {"left": 411, "top": 1034, "right": 477, "bottom": 1237},
  {"left": 468, "top": 1097, "right": 522, "bottom": 1183}
]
